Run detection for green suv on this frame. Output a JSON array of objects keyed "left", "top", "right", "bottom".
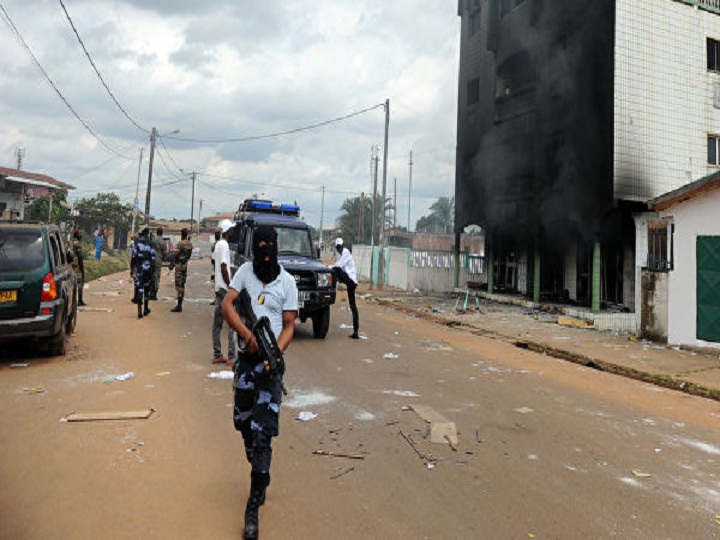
[{"left": 0, "top": 222, "right": 78, "bottom": 356}]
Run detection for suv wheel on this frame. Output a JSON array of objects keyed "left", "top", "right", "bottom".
[
  {"left": 48, "top": 318, "right": 67, "bottom": 356},
  {"left": 66, "top": 292, "right": 78, "bottom": 335},
  {"left": 311, "top": 306, "right": 330, "bottom": 339}
]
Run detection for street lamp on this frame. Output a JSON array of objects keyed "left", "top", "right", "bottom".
[{"left": 144, "top": 127, "right": 179, "bottom": 226}]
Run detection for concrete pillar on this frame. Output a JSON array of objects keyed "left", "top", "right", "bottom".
[
  {"left": 487, "top": 236, "right": 494, "bottom": 294},
  {"left": 533, "top": 241, "right": 541, "bottom": 304},
  {"left": 454, "top": 231, "right": 461, "bottom": 289},
  {"left": 592, "top": 241, "right": 601, "bottom": 313}
]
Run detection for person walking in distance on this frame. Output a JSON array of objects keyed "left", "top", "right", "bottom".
[
  {"left": 221, "top": 225, "right": 298, "bottom": 540},
  {"left": 131, "top": 227, "right": 156, "bottom": 319},
  {"left": 170, "top": 228, "right": 193, "bottom": 312},
  {"left": 212, "top": 220, "right": 237, "bottom": 364},
  {"left": 332, "top": 237, "right": 360, "bottom": 339},
  {"left": 71, "top": 228, "right": 86, "bottom": 306},
  {"left": 151, "top": 227, "right": 167, "bottom": 300}
]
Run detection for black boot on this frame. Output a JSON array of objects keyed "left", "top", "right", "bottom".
[
  {"left": 131, "top": 289, "right": 139, "bottom": 304},
  {"left": 244, "top": 472, "right": 269, "bottom": 539},
  {"left": 137, "top": 297, "right": 143, "bottom": 319},
  {"left": 170, "top": 297, "right": 183, "bottom": 312},
  {"left": 78, "top": 295, "right": 86, "bottom": 307},
  {"left": 143, "top": 299, "right": 151, "bottom": 316}
]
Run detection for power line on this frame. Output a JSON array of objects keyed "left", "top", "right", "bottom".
[
  {"left": 198, "top": 174, "right": 359, "bottom": 196},
  {"left": 165, "top": 103, "right": 385, "bottom": 144},
  {"left": 0, "top": 2, "right": 131, "bottom": 159},
  {"left": 58, "top": 0, "right": 146, "bottom": 133},
  {"left": 156, "top": 134, "right": 185, "bottom": 175}
]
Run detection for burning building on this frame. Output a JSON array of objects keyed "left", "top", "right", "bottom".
[{"left": 455, "top": 0, "right": 720, "bottom": 312}]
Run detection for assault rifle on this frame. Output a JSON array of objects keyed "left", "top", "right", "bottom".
[{"left": 236, "top": 288, "right": 287, "bottom": 395}]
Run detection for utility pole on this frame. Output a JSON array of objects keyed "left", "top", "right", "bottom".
[
  {"left": 131, "top": 147, "right": 144, "bottom": 238},
  {"left": 47, "top": 192, "right": 52, "bottom": 222},
  {"left": 369, "top": 145, "right": 379, "bottom": 290},
  {"left": 408, "top": 150, "right": 413, "bottom": 232},
  {"left": 198, "top": 198, "right": 204, "bottom": 239},
  {"left": 144, "top": 127, "right": 157, "bottom": 226},
  {"left": 190, "top": 171, "right": 196, "bottom": 237},
  {"left": 359, "top": 192, "right": 365, "bottom": 243},
  {"left": 14, "top": 146, "right": 25, "bottom": 170},
  {"left": 319, "top": 185, "right": 325, "bottom": 250},
  {"left": 377, "top": 98, "right": 390, "bottom": 290}
]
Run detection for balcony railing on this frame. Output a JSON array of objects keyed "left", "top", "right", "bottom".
[
  {"left": 675, "top": 0, "right": 720, "bottom": 14},
  {"left": 495, "top": 87, "right": 536, "bottom": 123}
]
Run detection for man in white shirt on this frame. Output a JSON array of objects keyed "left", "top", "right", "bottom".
[
  {"left": 332, "top": 237, "right": 360, "bottom": 339},
  {"left": 212, "top": 219, "right": 237, "bottom": 365}
]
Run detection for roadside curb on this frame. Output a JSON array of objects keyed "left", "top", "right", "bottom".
[{"left": 372, "top": 297, "right": 720, "bottom": 403}]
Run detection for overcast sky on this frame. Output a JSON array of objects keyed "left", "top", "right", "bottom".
[{"left": 0, "top": 0, "right": 459, "bottom": 231}]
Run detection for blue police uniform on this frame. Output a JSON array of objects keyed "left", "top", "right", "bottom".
[
  {"left": 131, "top": 235, "right": 156, "bottom": 318},
  {"left": 230, "top": 261, "right": 298, "bottom": 474}
]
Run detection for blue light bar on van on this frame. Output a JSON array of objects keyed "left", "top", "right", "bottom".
[{"left": 245, "top": 200, "right": 300, "bottom": 213}]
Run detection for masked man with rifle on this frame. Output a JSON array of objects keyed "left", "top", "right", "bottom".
[{"left": 221, "top": 225, "right": 298, "bottom": 540}]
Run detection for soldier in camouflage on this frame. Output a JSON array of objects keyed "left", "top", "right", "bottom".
[
  {"left": 71, "top": 229, "right": 86, "bottom": 306},
  {"left": 170, "top": 227, "right": 193, "bottom": 312}
]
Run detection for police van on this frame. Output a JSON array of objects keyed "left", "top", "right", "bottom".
[{"left": 228, "top": 199, "right": 336, "bottom": 338}]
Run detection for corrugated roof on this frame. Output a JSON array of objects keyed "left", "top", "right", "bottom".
[
  {"left": 649, "top": 169, "right": 720, "bottom": 211},
  {"left": 0, "top": 166, "right": 75, "bottom": 190}
]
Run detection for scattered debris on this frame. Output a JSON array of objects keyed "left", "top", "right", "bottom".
[
  {"left": 63, "top": 408, "right": 155, "bottom": 422},
  {"left": 156, "top": 371, "right": 171, "bottom": 377},
  {"left": 586, "top": 360, "right": 604, "bottom": 371},
  {"left": 476, "top": 430, "right": 482, "bottom": 443},
  {"left": 409, "top": 404, "right": 458, "bottom": 446},
  {"left": 514, "top": 407, "right": 534, "bottom": 415},
  {"left": 115, "top": 372, "right": 135, "bottom": 382},
  {"left": 78, "top": 306, "right": 114, "bottom": 312},
  {"left": 297, "top": 411, "right": 318, "bottom": 421},
  {"left": 312, "top": 450, "right": 365, "bottom": 460},
  {"left": 399, "top": 429, "right": 433, "bottom": 463},
  {"left": 383, "top": 353, "right": 399, "bottom": 359},
  {"left": 557, "top": 316, "right": 595, "bottom": 330},
  {"left": 444, "top": 435, "right": 458, "bottom": 451},
  {"left": 631, "top": 469, "right": 652, "bottom": 478},
  {"left": 23, "top": 386, "right": 45, "bottom": 394},
  {"left": 10, "top": 363, "right": 29, "bottom": 368},
  {"left": 330, "top": 466, "right": 355, "bottom": 480},
  {"left": 207, "top": 370, "right": 234, "bottom": 379}
]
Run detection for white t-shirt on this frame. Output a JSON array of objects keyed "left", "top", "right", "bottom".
[
  {"left": 333, "top": 248, "right": 358, "bottom": 284},
  {"left": 213, "top": 239, "right": 231, "bottom": 292},
  {"left": 229, "top": 262, "right": 299, "bottom": 339}
]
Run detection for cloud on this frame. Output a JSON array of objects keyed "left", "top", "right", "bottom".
[{"left": 0, "top": 0, "right": 459, "bottom": 228}]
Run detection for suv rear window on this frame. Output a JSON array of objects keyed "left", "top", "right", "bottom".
[{"left": 0, "top": 229, "right": 45, "bottom": 272}]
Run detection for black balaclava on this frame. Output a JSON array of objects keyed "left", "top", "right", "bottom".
[{"left": 252, "top": 225, "right": 280, "bottom": 283}]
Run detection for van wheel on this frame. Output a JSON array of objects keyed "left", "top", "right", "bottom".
[
  {"left": 48, "top": 319, "right": 67, "bottom": 356},
  {"left": 311, "top": 306, "right": 330, "bottom": 339}
]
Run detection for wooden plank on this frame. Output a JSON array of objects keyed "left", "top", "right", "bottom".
[{"left": 65, "top": 408, "right": 155, "bottom": 422}]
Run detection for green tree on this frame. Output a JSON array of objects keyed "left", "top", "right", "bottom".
[
  {"left": 415, "top": 196, "right": 454, "bottom": 234},
  {"left": 73, "top": 193, "right": 133, "bottom": 242},
  {"left": 26, "top": 190, "right": 71, "bottom": 224}
]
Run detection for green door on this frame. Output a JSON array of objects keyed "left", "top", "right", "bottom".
[{"left": 697, "top": 236, "right": 720, "bottom": 342}]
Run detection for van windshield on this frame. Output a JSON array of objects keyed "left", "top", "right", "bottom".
[
  {"left": 0, "top": 229, "right": 45, "bottom": 272},
  {"left": 276, "top": 227, "right": 313, "bottom": 257}
]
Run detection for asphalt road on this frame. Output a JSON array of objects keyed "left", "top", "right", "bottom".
[{"left": 1, "top": 260, "right": 719, "bottom": 539}]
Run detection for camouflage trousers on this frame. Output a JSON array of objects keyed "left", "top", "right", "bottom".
[
  {"left": 233, "top": 353, "right": 282, "bottom": 475},
  {"left": 174, "top": 263, "right": 188, "bottom": 297}
]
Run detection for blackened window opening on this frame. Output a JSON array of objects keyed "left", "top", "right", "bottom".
[{"left": 708, "top": 38, "right": 720, "bottom": 72}]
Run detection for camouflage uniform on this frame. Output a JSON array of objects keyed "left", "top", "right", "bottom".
[
  {"left": 174, "top": 238, "right": 193, "bottom": 297},
  {"left": 131, "top": 233, "right": 156, "bottom": 318}
]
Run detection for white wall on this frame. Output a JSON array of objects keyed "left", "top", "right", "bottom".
[
  {"left": 659, "top": 187, "right": 720, "bottom": 347},
  {"left": 615, "top": 1, "right": 720, "bottom": 202}
]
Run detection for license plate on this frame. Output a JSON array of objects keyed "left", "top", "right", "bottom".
[
  {"left": 298, "top": 291, "right": 306, "bottom": 309},
  {"left": 0, "top": 290, "right": 17, "bottom": 303}
]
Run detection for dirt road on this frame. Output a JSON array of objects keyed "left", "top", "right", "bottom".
[{"left": 1, "top": 260, "right": 719, "bottom": 539}]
